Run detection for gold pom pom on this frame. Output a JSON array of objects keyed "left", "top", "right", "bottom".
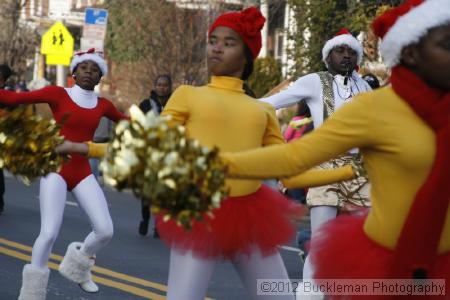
[
  {"left": 101, "top": 105, "right": 228, "bottom": 229},
  {"left": 0, "top": 106, "right": 68, "bottom": 184}
]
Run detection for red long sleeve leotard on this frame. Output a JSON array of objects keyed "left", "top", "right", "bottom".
[{"left": 0, "top": 86, "right": 127, "bottom": 189}]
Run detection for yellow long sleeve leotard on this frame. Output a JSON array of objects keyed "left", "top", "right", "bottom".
[
  {"left": 222, "top": 86, "right": 450, "bottom": 253},
  {"left": 86, "top": 76, "right": 355, "bottom": 192},
  {"left": 161, "top": 76, "right": 283, "bottom": 197}
]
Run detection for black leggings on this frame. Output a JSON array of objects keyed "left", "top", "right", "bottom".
[
  {"left": 0, "top": 169, "right": 4, "bottom": 200},
  {"left": 141, "top": 201, "right": 150, "bottom": 222}
]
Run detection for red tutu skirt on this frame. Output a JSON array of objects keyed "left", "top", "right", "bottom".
[
  {"left": 156, "top": 185, "right": 303, "bottom": 259},
  {"left": 310, "top": 215, "right": 450, "bottom": 299}
]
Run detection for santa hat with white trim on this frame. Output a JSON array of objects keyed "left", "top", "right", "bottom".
[
  {"left": 373, "top": 0, "right": 450, "bottom": 68},
  {"left": 70, "top": 48, "right": 108, "bottom": 76},
  {"left": 322, "top": 28, "right": 363, "bottom": 67}
]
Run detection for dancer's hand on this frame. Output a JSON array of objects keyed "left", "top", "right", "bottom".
[
  {"left": 277, "top": 180, "right": 288, "bottom": 195},
  {"left": 350, "top": 160, "right": 368, "bottom": 179},
  {"left": 55, "top": 141, "right": 89, "bottom": 155}
]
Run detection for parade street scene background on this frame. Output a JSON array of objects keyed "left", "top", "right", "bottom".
[{"left": 1, "top": 1, "right": 449, "bottom": 300}]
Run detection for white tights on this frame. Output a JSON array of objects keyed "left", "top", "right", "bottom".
[
  {"left": 302, "top": 206, "right": 337, "bottom": 280},
  {"left": 167, "top": 247, "right": 295, "bottom": 300},
  {"left": 31, "top": 173, "right": 113, "bottom": 268}
]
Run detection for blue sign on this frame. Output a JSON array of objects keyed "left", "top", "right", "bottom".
[{"left": 85, "top": 8, "right": 108, "bottom": 25}]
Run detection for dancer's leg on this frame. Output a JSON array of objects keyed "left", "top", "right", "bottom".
[
  {"left": 0, "top": 168, "right": 5, "bottom": 213},
  {"left": 234, "top": 247, "right": 295, "bottom": 300},
  {"left": 72, "top": 174, "right": 113, "bottom": 256},
  {"left": 302, "top": 206, "right": 337, "bottom": 280},
  {"left": 166, "top": 248, "right": 216, "bottom": 300},
  {"left": 310, "top": 206, "right": 338, "bottom": 235},
  {"left": 139, "top": 201, "right": 150, "bottom": 236},
  {"left": 21, "top": 173, "right": 66, "bottom": 299},
  {"left": 31, "top": 173, "right": 67, "bottom": 268}
]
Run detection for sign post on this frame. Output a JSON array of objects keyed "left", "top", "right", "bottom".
[
  {"left": 41, "top": 21, "right": 74, "bottom": 86},
  {"left": 81, "top": 8, "right": 108, "bottom": 51},
  {"left": 41, "top": 21, "right": 74, "bottom": 65}
]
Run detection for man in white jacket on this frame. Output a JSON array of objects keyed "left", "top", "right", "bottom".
[{"left": 261, "top": 29, "right": 372, "bottom": 288}]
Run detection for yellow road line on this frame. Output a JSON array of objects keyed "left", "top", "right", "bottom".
[
  {"left": 0, "top": 238, "right": 167, "bottom": 291},
  {"left": 0, "top": 246, "right": 165, "bottom": 299},
  {"left": 0, "top": 238, "right": 65, "bottom": 260},
  {"left": 91, "top": 276, "right": 166, "bottom": 300},
  {"left": 0, "top": 238, "right": 214, "bottom": 300}
]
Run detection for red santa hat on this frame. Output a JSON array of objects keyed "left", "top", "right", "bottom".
[
  {"left": 70, "top": 48, "right": 108, "bottom": 76},
  {"left": 373, "top": 0, "right": 450, "bottom": 68},
  {"left": 322, "top": 28, "right": 363, "bottom": 67},
  {"left": 208, "top": 7, "right": 266, "bottom": 60}
]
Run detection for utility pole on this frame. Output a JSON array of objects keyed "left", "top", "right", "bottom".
[
  {"left": 259, "top": 0, "right": 268, "bottom": 58},
  {"left": 56, "top": 64, "right": 67, "bottom": 87},
  {"left": 56, "top": 17, "right": 67, "bottom": 87}
]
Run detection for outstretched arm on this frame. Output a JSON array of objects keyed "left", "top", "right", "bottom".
[
  {"left": 0, "top": 86, "right": 61, "bottom": 106},
  {"left": 260, "top": 74, "right": 319, "bottom": 110},
  {"left": 222, "top": 95, "right": 375, "bottom": 180},
  {"left": 104, "top": 100, "right": 129, "bottom": 122},
  {"left": 260, "top": 102, "right": 356, "bottom": 188}
]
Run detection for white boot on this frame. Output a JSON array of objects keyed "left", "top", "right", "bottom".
[
  {"left": 58, "top": 242, "right": 99, "bottom": 293},
  {"left": 18, "top": 264, "right": 50, "bottom": 300},
  {"left": 295, "top": 281, "right": 325, "bottom": 300}
]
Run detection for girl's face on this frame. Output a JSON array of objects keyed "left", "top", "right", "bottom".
[
  {"left": 402, "top": 24, "right": 450, "bottom": 91},
  {"left": 155, "top": 77, "right": 171, "bottom": 97},
  {"left": 207, "top": 26, "right": 246, "bottom": 78},
  {"left": 74, "top": 60, "right": 102, "bottom": 90}
]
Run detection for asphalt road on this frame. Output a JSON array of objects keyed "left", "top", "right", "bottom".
[{"left": 0, "top": 174, "right": 306, "bottom": 299}]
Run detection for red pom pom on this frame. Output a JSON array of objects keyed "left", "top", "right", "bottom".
[
  {"left": 208, "top": 6, "right": 266, "bottom": 59},
  {"left": 241, "top": 6, "right": 266, "bottom": 33}
]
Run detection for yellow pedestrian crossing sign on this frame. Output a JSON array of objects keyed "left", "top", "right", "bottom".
[{"left": 41, "top": 22, "right": 74, "bottom": 66}]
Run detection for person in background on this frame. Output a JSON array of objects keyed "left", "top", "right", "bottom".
[
  {"left": 137, "top": 74, "right": 172, "bottom": 238},
  {"left": 283, "top": 101, "right": 313, "bottom": 143},
  {"left": 15, "top": 81, "right": 29, "bottom": 92},
  {"left": 139, "top": 74, "right": 172, "bottom": 115},
  {"left": 0, "top": 64, "right": 13, "bottom": 215},
  {"left": 362, "top": 73, "right": 381, "bottom": 89},
  {"left": 282, "top": 100, "right": 313, "bottom": 203},
  {"left": 282, "top": 100, "right": 314, "bottom": 260}
]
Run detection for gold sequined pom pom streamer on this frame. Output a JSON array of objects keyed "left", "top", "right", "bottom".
[
  {"left": 101, "top": 105, "right": 228, "bottom": 229},
  {"left": 0, "top": 107, "right": 68, "bottom": 184}
]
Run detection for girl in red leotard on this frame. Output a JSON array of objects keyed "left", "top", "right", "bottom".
[{"left": 0, "top": 49, "right": 127, "bottom": 300}]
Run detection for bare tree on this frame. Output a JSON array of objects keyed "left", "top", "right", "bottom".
[
  {"left": 0, "top": 0, "right": 39, "bottom": 81},
  {"left": 103, "top": 0, "right": 212, "bottom": 106}
]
